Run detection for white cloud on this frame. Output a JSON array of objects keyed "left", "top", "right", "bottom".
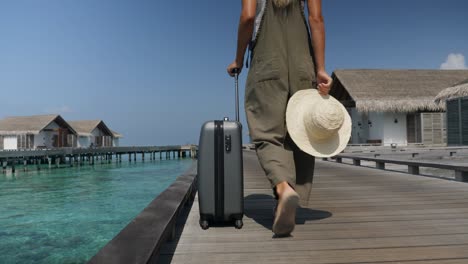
[
  {"left": 44, "top": 105, "right": 73, "bottom": 114},
  {"left": 440, "top": 53, "right": 467, "bottom": 69}
]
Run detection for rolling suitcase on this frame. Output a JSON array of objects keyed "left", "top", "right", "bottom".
[{"left": 197, "top": 69, "right": 244, "bottom": 230}]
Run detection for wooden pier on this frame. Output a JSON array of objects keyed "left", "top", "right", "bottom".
[
  {"left": 159, "top": 150, "right": 468, "bottom": 263},
  {"left": 0, "top": 145, "right": 197, "bottom": 173}
]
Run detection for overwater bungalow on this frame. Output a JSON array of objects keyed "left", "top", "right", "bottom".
[
  {"left": 68, "top": 120, "right": 121, "bottom": 148},
  {"left": 331, "top": 69, "right": 468, "bottom": 146},
  {"left": 435, "top": 79, "right": 468, "bottom": 146},
  {"left": 0, "top": 114, "right": 77, "bottom": 150}
]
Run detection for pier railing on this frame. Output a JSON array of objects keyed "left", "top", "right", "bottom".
[
  {"left": 0, "top": 145, "right": 197, "bottom": 158},
  {"left": 1, "top": 145, "right": 199, "bottom": 173},
  {"left": 327, "top": 152, "right": 468, "bottom": 182},
  {"left": 88, "top": 163, "right": 197, "bottom": 264}
]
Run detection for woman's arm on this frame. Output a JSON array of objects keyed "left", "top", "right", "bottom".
[
  {"left": 227, "top": 0, "right": 256, "bottom": 76},
  {"left": 307, "top": 0, "right": 332, "bottom": 95}
]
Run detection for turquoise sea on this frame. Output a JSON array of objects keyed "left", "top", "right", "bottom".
[{"left": 0, "top": 157, "right": 194, "bottom": 263}]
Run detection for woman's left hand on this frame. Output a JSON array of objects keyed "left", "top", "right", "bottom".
[
  {"left": 317, "top": 70, "right": 332, "bottom": 95},
  {"left": 227, "top": 60, "right": 243, "bottom": 77}
]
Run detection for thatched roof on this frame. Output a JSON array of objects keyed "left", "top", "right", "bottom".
[
  {"left": 331, "top": 69, "right": 468, "bottom": 113},
  {"left": 111, "top": 130, "right": 123, "bottom": 138},
  {"left": 434, "top": 79, "right": 468, "bottom": 106},
  {"left": 0, "top": 114, "right": 77, "bottom": 136},
  {"left": 68, "top": 120, "right": 114, "bottom": 137}
]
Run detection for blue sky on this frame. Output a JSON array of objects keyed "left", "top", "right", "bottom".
[{"left": 0, "top": 0, "right": 467, "bottom": 146}]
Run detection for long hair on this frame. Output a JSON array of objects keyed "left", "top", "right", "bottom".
[{"left": 272, "top": 0, "right": 294, "bottom": 8}]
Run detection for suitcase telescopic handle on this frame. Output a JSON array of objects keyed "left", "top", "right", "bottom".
[{"left": 232, "top": 68, "right": 240, "bottom": 122}]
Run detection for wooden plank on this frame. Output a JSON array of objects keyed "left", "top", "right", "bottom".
[
  {"left": 162, "top": 234, "right": 468, "bottom": 254},
  {"left": 161, "top": 245, "right": 468, "bottom": 264}
]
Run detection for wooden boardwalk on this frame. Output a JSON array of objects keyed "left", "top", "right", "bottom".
[{"left": 160, "top": 150, "right": 468, "bottom": 263}]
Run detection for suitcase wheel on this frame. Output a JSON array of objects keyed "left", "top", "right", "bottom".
[
  {"left": 200, "top": 219, "right": 209, "bottom": 230},
  {"left": 235, "top": 219, "right": 243, "bottom": 229}
]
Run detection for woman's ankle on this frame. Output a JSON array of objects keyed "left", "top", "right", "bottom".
[{"left": 275, "top": 181, "right": 293, "bottom": 198}]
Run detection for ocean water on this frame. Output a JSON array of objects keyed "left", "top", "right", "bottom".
[{"left": 0, "top": 157, "right": 194, "bottom": 263}]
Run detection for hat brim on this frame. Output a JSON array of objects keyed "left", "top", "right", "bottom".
[{"left": 286, "top": 89, "right": 352, "bottom": 158}]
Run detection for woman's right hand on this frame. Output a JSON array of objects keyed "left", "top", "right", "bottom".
[{"left": 316, "top": 70, "right": 332, "bottom": 95}]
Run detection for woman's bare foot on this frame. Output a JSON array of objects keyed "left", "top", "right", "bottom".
[{"left": 273, "top": 182, "right": 299, "bottom": 236}]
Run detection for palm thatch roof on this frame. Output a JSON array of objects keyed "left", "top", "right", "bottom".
[
  {"left": 331, "top": 69, "right": 468, "bottom": 113},
  {"left": 0, "top": 114, "right": 77, "bottom": 136},
  {"left": 434, "top": 79, "right": 468, "bottom": 106},
  {"left": 111, "top": 130, "right": 123, "bottom": 138},
  {"left": 68, "top": 120, "right": 114, "bottom": 137}
]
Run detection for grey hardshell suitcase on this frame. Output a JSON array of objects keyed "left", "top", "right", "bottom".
[{"left": 197, "top": 70, "right": 244, "bottom": 230}]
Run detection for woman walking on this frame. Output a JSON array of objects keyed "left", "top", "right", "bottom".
[{"left": 227, "top": 0, "right": 333, "bottom": 236}]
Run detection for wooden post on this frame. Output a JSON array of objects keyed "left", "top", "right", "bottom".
[
  {"left": 56, "top": 157, "right": 60, "bottom": 168},
  {"left": 48, "top": 157, "right": 52, "bottom": 169},
  {"left": 2, "top": 161, "right": 7, "bottom": 173},
  {"left": 133, "top": 152, "right": 136, "bottom": 162},
  {"left": 408, "top": 165, "right": 419, "bottom": 175},
  {"left": 12, "top": 163, "right": 15, "bottom": 174},
  {"left": 37, "top": 158, "right": 41, "bottom": 171},
  {"left": 23, "top": 159, "right": 28, "bottom": 171},
  {"left": 353, "top": 159, "right": 361, "bottom": 166},
  {"left": 142, "top": 152, "right": 145, "bottom": 162},
  {"left": 455, "top": 171, "right": 468, "bottom": 182},
  {"left": 376, "top": 161, "right": 385, "bottom": 170}
]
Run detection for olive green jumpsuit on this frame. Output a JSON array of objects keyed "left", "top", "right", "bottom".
[{"left": 245, "top": 0, "right": 316, "bottom": 207}]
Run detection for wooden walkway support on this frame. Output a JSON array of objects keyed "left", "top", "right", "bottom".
[
  {"left": 159, "top": 151, "right": 468, "bottom": 263},
  {"left": 0, "top": 145, "right": 198, "bottom": 173}
]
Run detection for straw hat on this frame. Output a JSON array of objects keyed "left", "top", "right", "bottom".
[{"left": 286, "top": 89, "right": 351, "bottom": 158}]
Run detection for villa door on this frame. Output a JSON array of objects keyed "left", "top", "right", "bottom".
[{"left": 407, "top": 113, "right": 421, "bottom": 143}]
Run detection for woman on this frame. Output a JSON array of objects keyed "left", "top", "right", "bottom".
[{"left": 227, "top": 0, "right": 332, "bottom": 236}]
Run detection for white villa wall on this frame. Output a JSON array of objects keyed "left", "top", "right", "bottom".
[
  {"left": 41, "top": 121, "right": 60, "bottom": 148},
  {"left": 91, "top": 128, "right": 104, "bottom": 137},
  {"left": 382, "top": 112, "right": 407, "bottom": 146},
  {"left": 365, "top": 112, "right": 408, "bottom": 146},
  {"left": 78, "top": 136, "right": 91, "bottom": 148},
  {"left": 44, "top": 122, "right": 60, "bottom": 130},
  {"left": 4, "top": 136, "right": 18, "bottom": 150},
  {"left": 34, "top": 134, "right": 45, "bottom": 148},
  {"left": 349, "top": 109, "right": 411, "bottom": 146},
  {"left": 350, "top": 109, "right": 370, "bottom": 144},
  {"left": 113, "top": 138, "right": 120, "bottom": 147},
  {"left": 368, "top": 112, "right": 385, "bottom": 142},
  {"left": 76, "top": 128, "right": 110, "bottom": 148}
]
